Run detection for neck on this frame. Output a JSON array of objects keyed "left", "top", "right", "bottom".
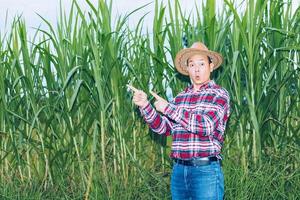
[{"left": 193, "top": 79, "right": 210, "bottom": 91}]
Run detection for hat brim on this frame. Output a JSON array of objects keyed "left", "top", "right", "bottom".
[{"left": 174, "top": 48, "right": 223, "bottom": 76}]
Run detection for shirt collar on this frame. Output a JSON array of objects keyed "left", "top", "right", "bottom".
[{"left": 185, "top": 79, "right": 215, "bottom": 93}]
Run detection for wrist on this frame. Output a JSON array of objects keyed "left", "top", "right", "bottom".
[
  {"left": 140, "top": 101, "right": 150, "bottom": 109},
  {"left": 163, "top": 103, "right": 175, "bottom": 115}
]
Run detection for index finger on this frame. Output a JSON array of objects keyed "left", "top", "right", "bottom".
[
  {"left": 126, "top": 84, "right": 139, "bottom": 93},
  {"left": 150, "top": 91, "right": 162, "bottom": 100}
]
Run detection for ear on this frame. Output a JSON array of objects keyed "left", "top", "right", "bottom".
[{"left": 210, "top": 63, "right": 214, "bottom": 72}]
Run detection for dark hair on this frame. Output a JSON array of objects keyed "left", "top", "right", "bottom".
[{"left": 207, "top": 56, "right": 212, "bottom": 64}]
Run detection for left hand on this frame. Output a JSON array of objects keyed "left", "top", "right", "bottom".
[
  {"left": 150, "top": 91, "right": 169, "bottom": 113},
  {"left": 127, "top": 84, "right": 149, "bottom": 108}
]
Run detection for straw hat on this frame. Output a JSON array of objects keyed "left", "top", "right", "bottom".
[{"left": 174, "top": 42, "right": 223, "bottom": 76}]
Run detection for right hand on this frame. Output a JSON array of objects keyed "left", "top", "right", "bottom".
[
  {"left": 150, "top": 91, "right": 169, "bottom": 113},
  {"left": 127, "top": 84, "right": 149, "bottom": 108}
]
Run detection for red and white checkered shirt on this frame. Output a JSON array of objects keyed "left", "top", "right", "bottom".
[{"left": 140, "top": 80, "right": 230, "bottom": 160}]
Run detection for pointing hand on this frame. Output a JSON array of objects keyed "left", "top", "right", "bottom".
[
  {"left": 150, "top": 91, "right": 169, "bottom": 113},
  {"left": 127, "top": 84, "right": 149, "bottom": 108}
]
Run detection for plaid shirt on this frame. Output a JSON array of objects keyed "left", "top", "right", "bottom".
[{"left": 140, "top": 80, "right": 230, "bottom": 160}]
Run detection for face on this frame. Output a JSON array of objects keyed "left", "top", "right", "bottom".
[{"left": 186, "top": 54, "right": 214, "bottom": 85}]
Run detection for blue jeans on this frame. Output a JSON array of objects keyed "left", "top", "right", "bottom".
[{"left": 171, "top": 160, "right": 224, "bottom": 200}]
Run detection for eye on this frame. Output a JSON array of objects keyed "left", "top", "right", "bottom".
[{"left": 188, "top": 63, "right": 194, "bottom": 67}]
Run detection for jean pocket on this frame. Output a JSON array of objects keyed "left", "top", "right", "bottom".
[{"left": 189, "top": 165, "right": 218, "bottom": 198}]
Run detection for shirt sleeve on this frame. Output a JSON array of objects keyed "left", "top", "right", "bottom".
[
  {"left": 139, "top": 102, "right": 174, "bottom": 136},
  {"left": 163, "top": 94, "right": 230, "bottom": 136}
]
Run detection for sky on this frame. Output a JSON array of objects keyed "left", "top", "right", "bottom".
[
  {"left": 0, "top": 0, "right": 226, "bottom": 36},
  {"left": 1, "top": 0, "right": 299, "bottom": 37},
  {"left": 0, "top": 1, "right": 180, "bottom": 31}
]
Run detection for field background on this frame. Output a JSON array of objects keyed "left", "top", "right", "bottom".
[{"left": 0, "top": 0, "right": 299, "bottom": 199}]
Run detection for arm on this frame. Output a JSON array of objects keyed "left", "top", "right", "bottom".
[
  {"left": 127, "top": 84, "right": 174, "bottom": 136},
  {"left": 140, "top": 102, "right": 174, "bottom": 136},
  {"left": 163, "top": 94, "right": 229, "bottom": 136}
]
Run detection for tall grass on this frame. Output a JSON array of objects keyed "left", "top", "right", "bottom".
[{"left": 0, "top": 0, "right": 299, "bottom": 199}]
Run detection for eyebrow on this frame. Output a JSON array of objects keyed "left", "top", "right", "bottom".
[{"left": 188, "top": 58, "right": 205, "bottom": 63}]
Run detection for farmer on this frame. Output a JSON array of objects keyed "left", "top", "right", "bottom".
[{"left": 128, "top": 42, "right": 230, "bottom": 200}]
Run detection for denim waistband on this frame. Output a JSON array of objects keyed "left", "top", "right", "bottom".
[{"left": 173, "top": 156, "right": 221, "bottom": 166}]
